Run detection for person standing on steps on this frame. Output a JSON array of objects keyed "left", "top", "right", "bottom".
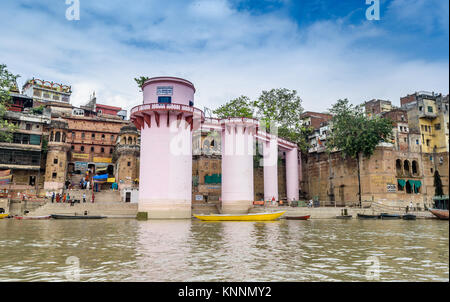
[
  {"left": 83, "top": 192, "right": 86, "bottom": 203},
  {"left": 51, "top": 192, "right": 55, "bottom": 203}
]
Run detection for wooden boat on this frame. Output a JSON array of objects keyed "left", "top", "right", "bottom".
[
  {"left": 336, "top": 215, "right": 352, "bottom": 219},
  {"left": 429, "top": 209, "right": 449, "bottom": 220},
  {"left": 285, "top": 215, "right": 310, "bottom": 220},
  {"left": 50, "top": 214, "right": 106, "bottom": 219},
  {"left": 357, "top": 213, "right": 380, "bottom": 219},
  {"left": 429, "top": 196, "right": 449, "bottom": 220},
  {"left": 14, "top": 215, "right": 51, "bottom": 220},
  {"left": 0, "top": 213, "right": 9, "bottom": 219},
  {"left": 402, "top": 214, "right": 416, "bottom": 220},
  {"left": 380, "top": 213, "right": 401, "bottom": 219},
  {"left": 193, "top": 211, "right": 285, "bottom": 221}
]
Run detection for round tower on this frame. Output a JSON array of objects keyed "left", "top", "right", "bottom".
[
  {"left": 130, "top": 77, "right": 204, "bottom": 219},
  {"left": 44, "top": 119, "right": 70, "bottom": 193},
  {"left": 113, "top": 124, "right": 140, "bottom": 190},
  {"left": 220, "top": 117, "right": 259, "bottom": 214}
]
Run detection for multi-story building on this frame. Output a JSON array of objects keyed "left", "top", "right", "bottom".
[
  {"left": 300, "top": 111, "right": 332, "bottom": 130},
  {"left": 22, "top": 78, "right": 72, "bottom": 105},
  {"left": 401, "top": 91, "right": 448, "bottom": 153},
  {"left": 364, "top": 99, "right": 393, "bottom": 118},
  {"left": 0, "top": 109, "right": 51, "bottom": 195}
]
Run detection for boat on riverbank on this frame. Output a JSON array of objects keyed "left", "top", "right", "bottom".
[
  {"left": 336, "top": 215, "right": 352, "bottom": 219},
  {"left": 429, "top": 196, "right": 449, "bottom": 220},
  {"left": 14, "top": 215, "right": 51, "bottom": 220},
  {"left": 50, "top": 214, "right": 106, "bottom": 219},
  {"left": 380, "top": 213, "right": 401, "bottom": 219},
  {"left": 0, "top": 213, "right": 9, "bottom": 219},
  {"left": 402, "top": 214, "right": 416, "bottom": 220},
  {"left": 285, "top": 215, "right": 310, "bottom": 220},
  {"left": 357, "top": 214, "right": 380, "bottom": 219},
  {"left": 193, "top": 211, "right": 285, "bottom": 221}
]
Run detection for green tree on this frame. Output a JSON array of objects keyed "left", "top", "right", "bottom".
[
  {"left": 213, "top": 95, "right": 254, "bottom": 118},
  {"left": 0, "top": 64, "right": 20, "bottom": 142},
  {"left": 326, "top": 99, "right": 393, "bottom": 204},
  {"left": 434, "top": 170, "right": 444, "bottom": 197},
  {"left": 134, "top": 76, "right": 150, "bottom": 91},
  {"left": 252, "top": 88, "right": 309, "bottom": 153}
]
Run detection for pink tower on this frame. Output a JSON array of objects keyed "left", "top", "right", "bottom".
[
  {"left": 130, "top": 77, "right": 204, "bottom": 219},
  {"left": 220, "top": 117, "right": 259, "bottom": 214}
]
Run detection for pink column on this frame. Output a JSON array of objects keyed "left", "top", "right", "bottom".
[
  {"left": 263, "top": 137, "right": 278, "bottom": 201},
  {"left": 221, "top": 118, "right": 258, "bottom": 214},
  {"left": 286, "top": 147, "right": 299, "bottom": 201},
  {"left": 138, "top": 112, "right": 193, "bottom": 218}
]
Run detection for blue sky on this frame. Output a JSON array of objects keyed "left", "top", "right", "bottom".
[{"left": 0, "top": 0, "right": 448, "bottom": 114}]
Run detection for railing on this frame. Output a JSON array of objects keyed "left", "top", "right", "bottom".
[{"left": 131, "top": 103, "right": 204, "bottom": 118}]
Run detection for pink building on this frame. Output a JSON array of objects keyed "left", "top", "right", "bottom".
[{"left": 131, "top": 77, "right": 300, "bottom": 218}]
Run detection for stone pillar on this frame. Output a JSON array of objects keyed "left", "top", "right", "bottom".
[
  {"left": 286, "top": 147, "right": 299, "bottom": 201},
  {"left": 221, "top": 118, "right": 258, "bottom": 214},
  {"left": 263, "top": 136, "right": 278, "bottom": 201}
]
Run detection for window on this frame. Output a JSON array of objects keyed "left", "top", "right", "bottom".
[
  {"left": 109, "top": 148, "right": 113, "bottom": 154},
  {"left": 92, "top": 133, "right": 95, "bottom": 139},
  {"left": 72, "top": 132, "right": 75, "bottom": 139},
  {"left": 419, "top": 106, "right": 423, "bottom": 111},
  {"left": 52, "top": 173, "right": 57, "bottom": 179},
  {"left": 55, "top": 132, "right": 61, "bottom": 142},
  {"left": 26, "top": 124, "right": 32, "bottom": 130},
  {"left": 91, "top": 147, "right": 94, "bottom": 152},
  {"left": 189, "top": 100, "right": 194, "bottom": 107},
  {"left": 156, "top": 86, "right": 173, "bottom": 95},
  {"left": 54, "top": 158, "right": 58, "bottom": 164},
  {"left": 111, "top": 135, "right": 114, "bottom": 141},
  {"left": 101, "top": 147, "right": 104, "bottom": 153},
  {"left": 81, "top": 132, "right": 85, "bottom": 139},
  {"left": 81, "top": 146, "right": 85, "bottom": 152},
  {"left": 71, "top": 146, "right": 74, "bottom": 150},
  {"left": 158, "top": 96, "right": 171, "bottom": 104},
  {"left": 435, "top": 124, "right": 441, "bottom": 130},
  {"left": 101, "top": 134, "right": 105, "bottom": 140},
  {"left": 416, "top": 139, "right": 419, "bottom": 145},
  {"left": 427, "top": 106, "right": 433, "bottom": 113},
  {"left": 426, "top": 139, "right": 430, "bottom": 146},
  {"left": 29, "top": 176, "right": 36, "bottom": 186},
  {"left": 127, "top": 161, "right": 131, "bottom": 167}
]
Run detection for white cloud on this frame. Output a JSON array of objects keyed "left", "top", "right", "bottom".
[{"left": 0, "top": 0, "right": 448, "bottom": 117}]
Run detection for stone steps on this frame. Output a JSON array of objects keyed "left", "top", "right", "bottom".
[{"left": 26, "top": 202, "right": 138, "bottom": 218}]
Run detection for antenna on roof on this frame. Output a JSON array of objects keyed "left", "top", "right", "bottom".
[{"left": 204, "top": 107, "right": 213, "bottom": 118}]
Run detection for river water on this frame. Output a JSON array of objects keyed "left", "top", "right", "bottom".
[{"left": 0, "top": 218, "right": 448, "bottom": 282}]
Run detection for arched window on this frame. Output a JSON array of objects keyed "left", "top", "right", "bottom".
[
  {"left": 412, "top": 160, "right": 419, "bottom": 175},
  {"left": 128, "top": 137, "right": 132, "bottom": 145},
  {"left": 404, "top": 160, "right": 410, "bottom": 175},
  {"left": 55, "top": 132, "right": 61, "bottom": 142},
  {"left": 50, "top": 131, "right": 54, "bottom": 142},
  {"left": 396, "top": 159, "right": 402, "bottom": 176},
  {"left": 102, "top": 134, "right": 105, "bottom": 140},
  {"left": 62, "top": 132, "right": 66, "bottom": 143},
  {"left": 81, "top": 146, "right": 85, "bottom": 152},
  {"left": 101, "top": 147, "right": 105, "bottom": 153}
]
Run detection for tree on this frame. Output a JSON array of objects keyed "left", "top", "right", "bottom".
[
  {"left": 434, "top": 170, "right": 444, "bottom": 197},
  {"left": 0, "top": 64, "right": 20, "bottom": 142},
  {"left": 134, "top": 76, "right": 150, "bottom": 91},
  {"left": 213, "top": 95, "right": 254, "bottom": 118},
  {"left": 252, "top": 88, "right": 310, "bottom": 152},
  {"left": 326, "top": 99, "right": 393, "bottom": 204}
]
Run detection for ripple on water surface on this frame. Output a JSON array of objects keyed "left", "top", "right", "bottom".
[{"left": 0, "top": 218, "right": 448, "bottom": 282}]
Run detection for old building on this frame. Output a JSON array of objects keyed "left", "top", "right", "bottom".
[
  {"left": 113, "top": 124, "right": 140, "bottom": 190},
  {"left": 0, "top": 110, "right": 51, "bottom": 196},
  {"left": 364, "top": 99, "right": 393, "bottom": 118},
  {"left": 401, "top": 91, "right": 448, "bottom": 153}
]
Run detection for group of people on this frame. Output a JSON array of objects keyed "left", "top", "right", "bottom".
[
  {"left": 50, "top": 191, "right": 94, "bottom": 204},
  {"left": 79, "top": 179, "right": 90, "bottom": 190}
]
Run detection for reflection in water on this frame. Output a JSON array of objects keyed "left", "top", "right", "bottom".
[{"left": 0, "top": 219, "right": 448, "bottom": 282}]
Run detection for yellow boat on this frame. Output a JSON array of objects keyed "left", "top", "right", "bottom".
[
  {"left": 0, "top": 213, "right": 9, "bottom": 219},
  {"left": 193, "top": 211, "right": 286, "bottom": 221}
]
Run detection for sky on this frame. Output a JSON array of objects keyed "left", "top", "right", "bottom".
[{"left": 0, "top": 0, "right": 448, "bottom": 116}]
